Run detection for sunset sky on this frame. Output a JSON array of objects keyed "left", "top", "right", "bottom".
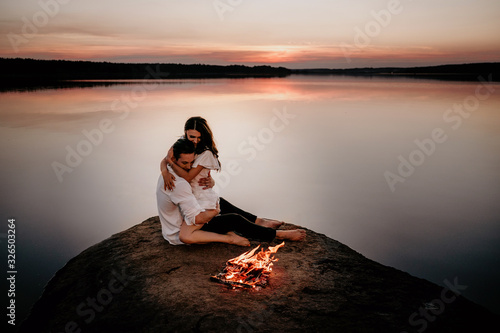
[{"left": 1, "top": 0, "right": 499, "bottom": 68}]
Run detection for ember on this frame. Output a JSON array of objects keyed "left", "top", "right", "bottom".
[{"left": 211, "top": 242, "right": 285, "bottom": 289}]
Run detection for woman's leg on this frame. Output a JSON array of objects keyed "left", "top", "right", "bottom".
[
  {"left": 179, "top": 221, "right": 250, "bottom": 246},
  {"left": 219, "top": 197, "right": 284, "bottom": 228},
  {"left": 219, "top": 197, "right": 257, "bottom": 222},
  {"left": 201, "top": 213, "right": 276, "bottom": 242},
  {"left": 202, "top": 214, "right": 306, "bottom": 242}
]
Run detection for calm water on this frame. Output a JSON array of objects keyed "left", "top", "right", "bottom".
[{"left": 1, "top": 76, "right": 499, "bottom": 322}]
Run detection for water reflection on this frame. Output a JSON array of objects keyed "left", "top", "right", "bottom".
[{"left": 0, "top": 76, "right": 499, "bottom": 322}]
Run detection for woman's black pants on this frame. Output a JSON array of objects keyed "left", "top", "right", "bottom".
[{"left": 200, "top": 197, "right": 276, "bottom": 242}]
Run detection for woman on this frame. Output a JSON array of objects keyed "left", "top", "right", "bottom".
[
  {"left": 160, "top": 117, "right": 306, "bottom": 245},
  {"left": 161, "top": 117, "right": 221, "bottom": 210}
]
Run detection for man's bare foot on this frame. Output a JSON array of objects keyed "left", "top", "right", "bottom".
[
  {"left": 276, "top": 229, "right": 306, "bottom": 241},
  {"left": 227, "top": 232, "right": 250, "bottom": 246},
  {"left": 255, "top": 218, "right": 285, "bottom": 229}
]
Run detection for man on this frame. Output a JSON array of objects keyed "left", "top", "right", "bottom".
[{"left": 156, "top": 138, "right": 306, "bottom": 246}]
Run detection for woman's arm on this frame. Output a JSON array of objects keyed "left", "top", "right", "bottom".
[
  {"left": 160, "top": 155, "right": 175, "bottom": 191},
  {"left": 170, "top": 162, "right": 205, "bottom": 183}
]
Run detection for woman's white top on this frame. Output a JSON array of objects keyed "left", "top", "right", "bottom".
[{"left": 191, "top": 150, "right": 221, "bottom": 209}]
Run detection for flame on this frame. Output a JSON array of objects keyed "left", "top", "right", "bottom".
[{"left": 212, "top": 242, "right": 285, "bottom": 288}]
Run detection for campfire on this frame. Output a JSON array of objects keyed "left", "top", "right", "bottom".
[{"left": 211, "top": 242, "right": 285, "bottom": 289}]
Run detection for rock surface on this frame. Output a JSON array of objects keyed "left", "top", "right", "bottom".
[{"left": 20, "top": 217, "right": 497, "bottom": 332}]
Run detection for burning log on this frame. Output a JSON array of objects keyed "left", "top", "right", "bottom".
[{"left": 211, "top": 242, "right": 285, "bottom": 289}]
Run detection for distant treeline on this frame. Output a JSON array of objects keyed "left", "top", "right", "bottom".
[
  {"left": 292, "top": 63, "right": 500, "bottom": 81},
  {"left": 1, "top": 58, "right": 499, "bottom": 91},
  {"left": 0, "top": 58, "right": 292, "bottom": 82}
]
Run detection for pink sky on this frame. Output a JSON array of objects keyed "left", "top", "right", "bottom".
[{"left": 1, "top": 0, "right": 499, "bottom": 68}]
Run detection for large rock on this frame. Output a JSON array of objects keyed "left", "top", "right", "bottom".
[{"left": 19, "top": 217, "right": 497, "bottom": 332}]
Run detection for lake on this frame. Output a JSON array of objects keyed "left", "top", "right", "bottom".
[{"left": 1, "top": 75, "right": 499, "bottom": 322}]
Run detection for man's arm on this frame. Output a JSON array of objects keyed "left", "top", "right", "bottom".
[
  {"left": 198, "top": 170, "right": 215, "bottom": 190},
  {"left": 172, "top": 181, "right": 219, "bottom": 226},
  {"left": 194, "top": 203, "right": 220, "bottom": 225}
]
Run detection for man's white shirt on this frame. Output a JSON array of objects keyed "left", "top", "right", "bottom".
[{"left": 156, "top": 167, "right": 204, "bottom": 245}]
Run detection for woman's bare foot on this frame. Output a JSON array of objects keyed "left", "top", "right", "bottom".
[
  {"left": 227, "top": 232, "right": 250, "bottom": 246},
  {"left": 255, "top": 218, "right": 285, "bottom": 229},
  {"left": 276, "top": 229, "right": 306, "bottom": 241}
]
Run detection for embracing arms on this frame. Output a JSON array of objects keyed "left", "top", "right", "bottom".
[
  {"left": 160, "top": 156, "right": 176, "bottom": 191},
  {"left": 160, "top": 148, "right": 215, "bottom": 190}
]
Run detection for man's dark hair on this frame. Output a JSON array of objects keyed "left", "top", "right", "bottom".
[{"left": 172, "top": 138, "right": 195, "bottom": 160}]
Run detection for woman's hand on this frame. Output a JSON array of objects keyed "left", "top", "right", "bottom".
[
  {"left": 198, "top": 170, "right": 215, "bottom": 190},
  {"left": 162, "top": 169, "right": 176, "bottom": 191},
  {"left": 160, "top": 147, "right": 176, "bottom": 190}
]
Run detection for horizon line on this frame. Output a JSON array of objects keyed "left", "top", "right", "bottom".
[{"left": 1, "top": 57, "right": 499, "bottom": 71}]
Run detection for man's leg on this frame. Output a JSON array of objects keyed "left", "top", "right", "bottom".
[{"left": 179, "top": 221, "right": 250, "bottom": 246}]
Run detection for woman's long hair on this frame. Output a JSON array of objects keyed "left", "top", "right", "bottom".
[{"left": 184, "top": 117, "right": 221, "bottom": 168}]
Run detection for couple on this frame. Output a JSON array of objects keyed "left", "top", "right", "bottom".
[{"left": 156, "top": 117, "right": 306, "bottom": 246}]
